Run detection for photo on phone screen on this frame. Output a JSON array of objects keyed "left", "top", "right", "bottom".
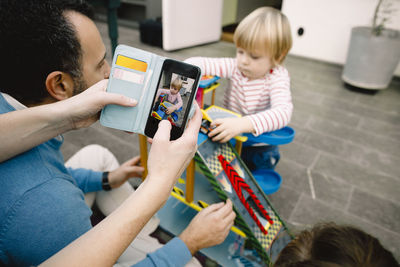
[{"left": 144, "top": 59, "right": 200, "bottom": 140}]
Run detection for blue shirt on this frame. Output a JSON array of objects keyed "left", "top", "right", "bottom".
[{"left": 0, "top": 94, "right": 191, "bottom": 266}]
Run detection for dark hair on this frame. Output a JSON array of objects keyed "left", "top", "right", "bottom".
[
  {"left": 274, "top": 223, "right": 399, "bottom": 267},
  {"left": 0, "top": 0, "right": 94, "bottom": 105}
]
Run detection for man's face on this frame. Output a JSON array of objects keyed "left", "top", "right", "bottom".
[
  {"left": 66, "top": 11, "right": 110, "bottom": 94},
  {"left": 236, "top": 47, "right": 272, "bottom": 80}
]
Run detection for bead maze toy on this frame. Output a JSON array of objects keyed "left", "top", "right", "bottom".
[
  {"left": 190, "top": 124, "right": 293, "bottom": 264},
  {"left": 196, "top": 75, "right": 220, "bottom": 109},
  {"left": 139, "top": 76, "right": 295, "bottom": 265}
]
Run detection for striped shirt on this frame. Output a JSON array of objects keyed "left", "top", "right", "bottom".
[{"left": 186, "top": 57, "right": 293, "bottom": 136}]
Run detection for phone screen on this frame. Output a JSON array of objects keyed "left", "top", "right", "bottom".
[{"left": 144, "top": 59, "right": 200, "bottom": 140}]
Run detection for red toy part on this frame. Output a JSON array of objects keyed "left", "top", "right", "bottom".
[
  {"left": 167, "top": 116, "right": 176, "bottom": 126},
  {"left": 218, "top": 154, "right": 273, "bottom": 235},
  {"left": 196, "top": 87, "right": 204, "bottom": 108}
]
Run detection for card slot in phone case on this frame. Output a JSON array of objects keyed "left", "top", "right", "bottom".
[
  {"left": 132, "top": 68, "right": 154, "bottom": 133},
  {"left": 101, "top": 78, "right": 140, "bottom": 131}
]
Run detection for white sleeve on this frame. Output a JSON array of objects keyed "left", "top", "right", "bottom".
[
  {"left": 247, "top": 67, "right": 293, "bottom": 135},
  {"left": 184, "top": 57, "right": 236, "bottom": 78}
]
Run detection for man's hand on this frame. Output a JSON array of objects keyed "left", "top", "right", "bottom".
[
  {"left": 179, "top": 199, "right": 236, "bottom": 255},
  {"left": 61, "top": 79, "right": 138, "bottom": 129},
  {"left": 108, "top": 156, "right": 144, "bottom": 188},
  {"left": 208, "top": 117, "right": 254, "bottom": 143},
  {"left": 145, "top": 106, "right": 202, "bottom": 191}
]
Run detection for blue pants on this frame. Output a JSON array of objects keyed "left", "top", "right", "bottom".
[{"left": 241, "top": 145, "right": 280, "bottom": 171}]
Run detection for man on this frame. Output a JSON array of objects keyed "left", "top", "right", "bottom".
[{"left": 0, "top": 1, "right": 235, "bottom": 266}]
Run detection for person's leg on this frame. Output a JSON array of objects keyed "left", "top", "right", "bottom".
[
  {"left": 65, "top": 144, "right": 131, "bottom": 210},
  {"left": 65, "top": 144, "right": 166, "bottom": 263},
  {"left": 242, "top": 145, "right": 280, "bottom": 171}
]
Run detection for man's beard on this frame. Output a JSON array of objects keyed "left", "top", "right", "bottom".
[{"left": 72, "top": 75, "right": 88, "bottom": 96}]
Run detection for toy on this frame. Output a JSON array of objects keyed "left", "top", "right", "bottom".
[
  {"left": 139, "top": 102, "right": 295, "bottom": 265},
  {"left": 199, "top": 75, "right": 220, "bottom": 88},
  {"left": 196, "top": 75, "right": 220, "bottom": 108},
  {"left": 218, "top": 154, "right": 274, "bottom": 234},
  {"left": 202, "top": 105, "right": 295, "bottom": 195},
  {"left": 151, "top": 94, "right": 182, "bottom": 125},
  {"left": 192, "top": 131, "right": 292, "bottom": 264}
]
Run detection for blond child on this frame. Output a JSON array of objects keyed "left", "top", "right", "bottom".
[
  {"left": 185, "top": 7, "right": 293, "bottom": 143},
  {"left": 155, "top": 77, "right": 184, "bottom": 114}
]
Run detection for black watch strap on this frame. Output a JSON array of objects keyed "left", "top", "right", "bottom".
[{"left": 102, "top": 171, "right": 112, "bottom": 191}]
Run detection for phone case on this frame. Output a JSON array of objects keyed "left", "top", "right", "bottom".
[{"left": 100, "top": 45, "right": 198, "bottom": 135}]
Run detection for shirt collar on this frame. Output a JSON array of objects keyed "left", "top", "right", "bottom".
[
  {"left": 1, "top": 93, "right": 27, "bottom": 111},
  {"left": 1, "top": 92, "right": 64, "bottom": 141}
]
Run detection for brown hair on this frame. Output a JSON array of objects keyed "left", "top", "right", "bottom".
[
  {"left": 233, "top": 7, "right": 292, "bottom": 67},
  {"left": 274, "top": 223, "right": 399, "bottom": 267}
]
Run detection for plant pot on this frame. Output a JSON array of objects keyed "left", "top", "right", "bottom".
[{"left": 342, "top": 26, "right": 400, "bottom": 90}]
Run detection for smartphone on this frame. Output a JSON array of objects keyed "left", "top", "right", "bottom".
[{"left": 144, "top": 59, "right": 201, "bottom": 140}]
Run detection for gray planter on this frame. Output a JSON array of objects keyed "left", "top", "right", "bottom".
[{"left": 342, "top": 26, "right": 400, "bottom": 90}]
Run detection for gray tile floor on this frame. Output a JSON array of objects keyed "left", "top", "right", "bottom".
[{"left": 62, "top": 21, "right": 400, "bottom": 261}]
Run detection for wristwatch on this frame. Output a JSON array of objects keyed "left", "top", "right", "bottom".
[{"left": 102, "top": 171, "right": 112, "bottom": 191}]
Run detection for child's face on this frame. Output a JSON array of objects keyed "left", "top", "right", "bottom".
[
  {"left": 236, "top": 47, "right": 272, "bottom": 80},
  {"left": 170, "top": 86, "right": 179, "bottom": 95}
]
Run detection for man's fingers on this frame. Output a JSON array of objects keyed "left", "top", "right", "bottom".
[
  {"left": 214, "top": 199, "right": 234, "bottom": 218},
  {"left": 226, "top": 221, "right": 235, "bottom": 233},
  {"left": 88, "top": 80, "right": 137, "bottom": 107},
  {"left": 181, "top": 106, "right": 202, "bottom": 139},
  {"left": 201, "top": 202, "right": 225, "bottom": 214},
  {"left": 153, "top": 120, "right": 172, "bottom": 143},
  {"left": 224, "top": 210, "right": 236, "bottom": 224},
  {"left": 104, "top": 92, "right": 137, "bottom": 107}
]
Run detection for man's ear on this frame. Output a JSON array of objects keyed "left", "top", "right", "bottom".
[{"left": 45, "top": 71, "right": 75, "bottom": 101}]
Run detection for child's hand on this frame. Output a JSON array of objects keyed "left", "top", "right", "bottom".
[
  {"left": 108, "top": 156, "right": 144, "bottom": 188},
  {"left": 166, "top": 106, "right": 176, "bottom": 114},
  {"left": 208, "top": 117, "right": 254, "bottom": 143}
]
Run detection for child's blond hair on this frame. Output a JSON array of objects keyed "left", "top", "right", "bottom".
[
  {"left": 233, "top": 7, "right": 292, "bottom": 67},
  {"left": 171, "top": 78, "right": 183, "bottom": 91}
]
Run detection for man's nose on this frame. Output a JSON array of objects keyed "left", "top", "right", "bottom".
[{"left": 104, "top": 61, "right": 111, "bottom": 79}]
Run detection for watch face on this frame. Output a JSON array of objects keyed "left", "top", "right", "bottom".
[{"left": 145, "top": 59, "right": 201, "bottom": 140}]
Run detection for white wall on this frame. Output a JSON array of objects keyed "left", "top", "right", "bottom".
[
  {"left": 282, "top": 0, "right": 400, "bottom": 76},
  {"left": 222, "top": 0, "right": 238, "bottom": 26},
  {"left": 162, "top": 0, "right": 223, "bottom": 51}
]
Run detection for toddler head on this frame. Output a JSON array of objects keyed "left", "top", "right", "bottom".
[
  {"left": 274, "top": 223, "right": 398, "bottom": 267},
  {"left": 170, "top": 78, "right": 183, "bottom": 95},
  {"left": 233, "top": 7, "right": 292, "bottom": 79}
]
